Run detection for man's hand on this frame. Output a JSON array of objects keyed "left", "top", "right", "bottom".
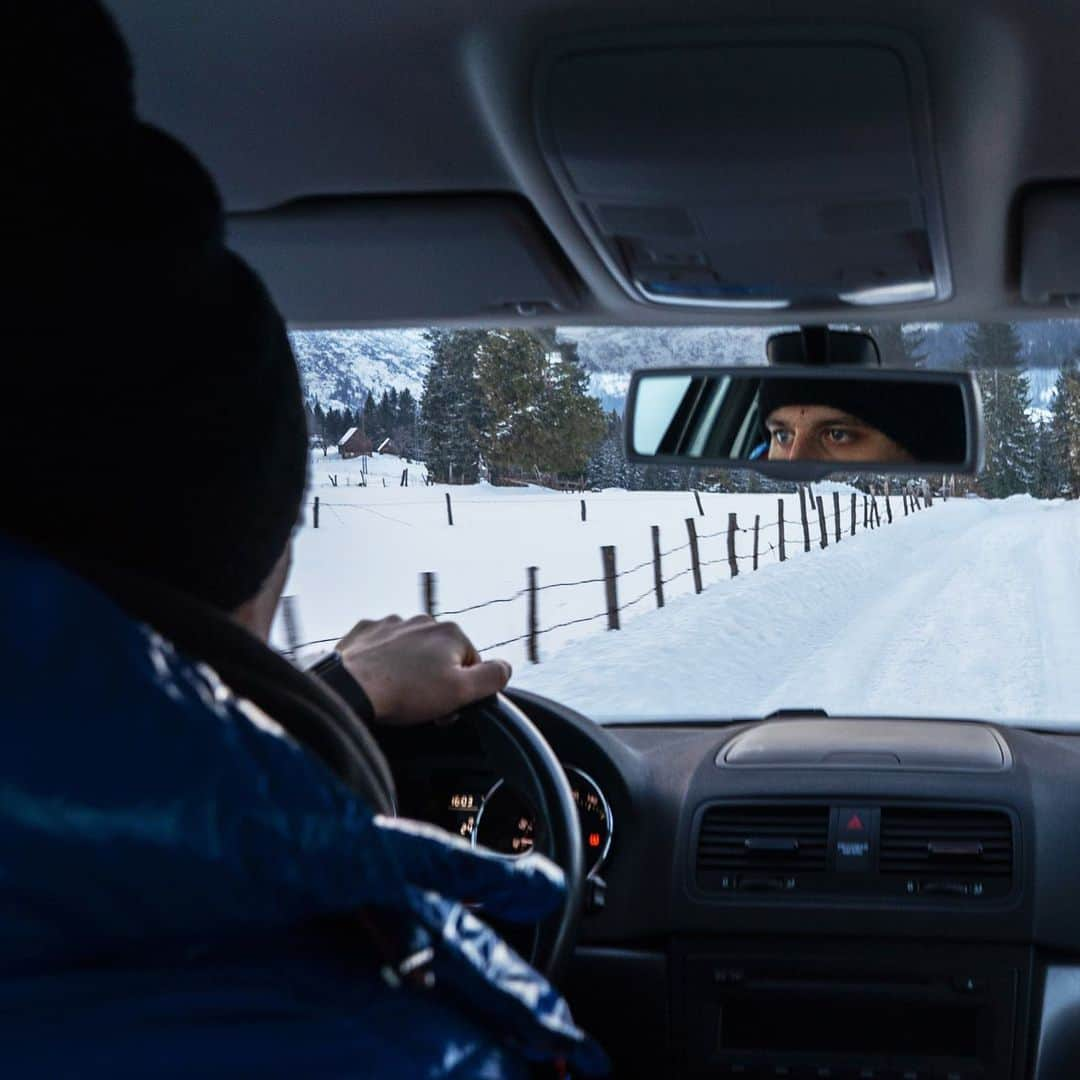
[{"left": 335, "top": 615, "right": 512, "bottom": 726}]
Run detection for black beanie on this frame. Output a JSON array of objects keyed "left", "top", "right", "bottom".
[
  {"left": 757, "top": 376, "right": 966, "bottom": 464},
  {"left": 3, "top": 1, "right": 308, "bottom": 611}
]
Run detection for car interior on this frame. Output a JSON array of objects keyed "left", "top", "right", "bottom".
[{"left": 102, "top": 2, "right": 1080, "bottom": 1077}]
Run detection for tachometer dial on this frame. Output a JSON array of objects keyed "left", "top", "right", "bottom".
[
  {"left": 472, "top": 766, "right": 612, "bottom": 875},
  {"left": 567, "top": 767, "right": 612, "bottom": 873}
]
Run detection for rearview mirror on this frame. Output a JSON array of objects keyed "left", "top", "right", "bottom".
[{"left": 625, "top": 366, "right": 983, "bottom": 480}]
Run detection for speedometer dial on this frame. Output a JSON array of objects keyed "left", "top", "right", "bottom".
[{"left": 472, "top": 766, "right": 613, "bottom": 876}]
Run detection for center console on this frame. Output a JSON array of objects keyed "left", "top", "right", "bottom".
[{"left": 674, "top": 939, "right": 1030, "bottom": 1079}]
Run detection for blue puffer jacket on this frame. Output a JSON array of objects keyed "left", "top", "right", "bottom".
[{"left": 0, "top": 536, "right": 607, "bottom": 1078}]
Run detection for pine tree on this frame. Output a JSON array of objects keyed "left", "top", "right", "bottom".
[
  {"left": 586, "top": 411, "right": 629, "bottom": 489},
  {"left": 873, "top": 324, "right": 929, "bottom": 367},
  {"left": 476, "top": 330, "right": 606, "bottom": 483},
  {"left": 362, "top": 393, "right": 377, "bottom": 437},
  {"left": 1049, "top": 352, "right": 1080, "bottom": 497},
  {"left": 534, "top": 336, "right": 606, "bottom": 479},
  {"left": 475, "top": 330, "right": 547, "bottom": 481},
  {"left": 392, "top": 387, "right": 418, "bottom": 456},
  {"left": 1032, "top": 417, "right": 1061, "bottom": 499},
  {"left": 964, "top": 323, "right": 1037, "bottom": 496},
  {"left": 419, "top": 330, "right": 487, "bottom": 483},
  {"left": 376, "top": 390, "right": 394, "bottom": 443}
]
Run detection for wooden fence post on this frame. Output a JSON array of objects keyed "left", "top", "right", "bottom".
[
  {"left": 753, "top": 514, "right": 760, "bottom": 571},
  {"left": 886, "top": 496, "right": 893, "bottom": 524},
  {"left": 421, "top": 571, "right": 437, "bottom": 616},
  {"left": 401, "top": 468, "right": 408, "bottom": 487},
  {"left": 694, "top": 490, "right": 705, "bottom": 516},
  {"left": 727, "top": 513, "right": 739, "bottom": 578},
  {"left": 874, "top": 497, "right": 882, "bottom": 527},
  {"left": 651, "top": 525, "right": 665, "bottom": 608},
  {"left": 798, "top": 486, "right": 811, "bottom": 552},
  {"left": 863, "top": 494, "right": 869, "bottom": 529},
  {"left": 816, "top": 496, "right": 828, "bottom": 548},
  {"left": 686, "top": 518, "right": 703, "bottom": 594},
  {"left": 526, "top": 566, "right": 539, "bottom": 663},
  {"left": 280, "top": 595, "right": 301, "bottom": 654},
  {"left": 313, "top": 496, "right": 320, "bottom": 529},
  {"left": 833, "top": 491, "right": 841, "bottom": 543},
  {"left": 445, "top": 492, "right": 454, "bottom": 526},
  {"left": 580, "top": 499, "right": 587, "bottom": 522},
  {"left": 601, "top": 546, "right": 620, "bottom": 629},
  {"left": 851, "top": 492, "right": 857, "bottom": 535},
  {"left": 777, "top": 499, "right": 786, "bottom": 562}
]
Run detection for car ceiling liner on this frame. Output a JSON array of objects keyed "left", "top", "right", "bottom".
[{"left": 535, "top": 26, "right": 952, "bottom": 315}]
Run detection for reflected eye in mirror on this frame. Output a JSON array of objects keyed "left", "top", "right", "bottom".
[{"left": 626, "top": 366, "right": 983, "bottom": 477}]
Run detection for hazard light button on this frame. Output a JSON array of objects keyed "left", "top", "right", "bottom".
[{"left": 834, "top": 806, "right": 877, "bottom": 872}]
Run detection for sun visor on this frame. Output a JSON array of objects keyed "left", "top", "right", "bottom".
[
  {"left": 536, "top": 29, "right": 950, "bottom": 313},
  {"left": 226, "top": 196, "right": 581, "bottom": 326},
  {"left": 1020, "top": 186, "right": 1080, "bottom": 306}
]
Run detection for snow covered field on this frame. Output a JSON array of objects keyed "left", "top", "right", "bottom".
[{"left": 275, "top": 450, "right": 1080, "bottom": 728}]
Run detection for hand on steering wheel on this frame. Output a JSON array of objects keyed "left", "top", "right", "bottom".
[{"left": 335, "top": 615, "right": 512, "bottom": 724}]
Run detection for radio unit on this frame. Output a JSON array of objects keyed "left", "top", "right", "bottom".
[{"left": 677, "top": 940, "right": 1025, "bottom": 1079}]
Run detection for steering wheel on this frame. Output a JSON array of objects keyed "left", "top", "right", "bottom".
[{"left": 464, "top": 693, "right": 585, "bottom": 984}]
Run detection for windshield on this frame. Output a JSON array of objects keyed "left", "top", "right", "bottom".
[{"left": 274, "top": 321, "right": 1080, "bottom": 729}]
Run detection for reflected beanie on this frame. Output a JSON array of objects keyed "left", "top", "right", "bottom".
[
  {"left": 756, "top": 377, "right": 966, "bottom": 464},
  {"left": 3, "top": 1, "right": 308, "bottom": 610}
]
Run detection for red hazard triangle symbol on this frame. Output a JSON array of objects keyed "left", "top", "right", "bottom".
[{"left": 846, "top": 813, "right": 864, "bottom": 831}]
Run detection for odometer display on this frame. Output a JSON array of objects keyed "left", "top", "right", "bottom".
[{"left": 473, "top": 766, "right": 612, "bottom": 875}]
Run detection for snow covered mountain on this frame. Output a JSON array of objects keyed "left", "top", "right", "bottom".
[
  {"left": 558, "top": 325, "right": 776, "bottom": 373},
  {"left": 291, "top": 325, "right": 781, "bottom": 413},
  {"left": 289, "top": 329, "right": 430, "bottom": 411},
  {"left": 292, "top": 322, "right": 1079, "bottom": 414}
]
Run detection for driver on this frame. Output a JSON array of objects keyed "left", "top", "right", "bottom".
[
  {"left": 755, "top": 377, "right": 964, "bottom": 464},
  {"left": 0, "top": 4, "right": 605, "bottom": 1077}
]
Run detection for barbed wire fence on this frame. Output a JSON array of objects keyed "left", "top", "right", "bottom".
[{"left": 285, "top": 479, "right": 942, "bottom": 662}]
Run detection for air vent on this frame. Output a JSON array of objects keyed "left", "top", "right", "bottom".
[
  {"left": 880, "top": 807, "right": 1013, "bottom": 894},
  {"left": 696, "top": 804, "right": 829, "bottom": 891}
]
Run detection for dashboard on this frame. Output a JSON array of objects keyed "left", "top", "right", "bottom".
[{"left": 375, "top": 689, "right": 1080, "bottom": 1080}]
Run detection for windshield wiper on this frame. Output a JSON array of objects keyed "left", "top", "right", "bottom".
[{"left": 763, "top": 708, "right": 829, "bottom": 720}]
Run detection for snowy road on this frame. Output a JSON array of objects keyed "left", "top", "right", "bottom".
[{"left": 514, "top": 496, "right": 1080, "bottom": 727}]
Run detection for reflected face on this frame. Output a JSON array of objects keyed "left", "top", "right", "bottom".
[{"left": 765, "top": 404, "right": 914, "bottom": 463}]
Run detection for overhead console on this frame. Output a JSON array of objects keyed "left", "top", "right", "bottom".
[{"left": 535, "top": 28, "right": 951, "bottom": 312}]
